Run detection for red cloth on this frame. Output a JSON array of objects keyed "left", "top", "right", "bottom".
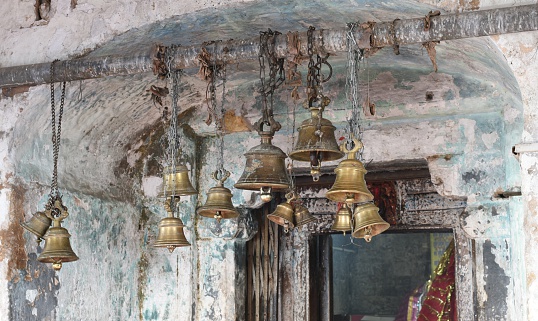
[{"left": 417, "top": 242, "right": 457, "bottom": 321}]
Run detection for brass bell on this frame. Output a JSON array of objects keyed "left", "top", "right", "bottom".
[
  {"left": 197, "top": 170, "right": 239, "bottom": 222},
  {"left": 331, "top": 203, "right": 353, "bottom": 234},
  {"left": 154, "top": 197, "right": 190, "bottom": 253},
  {"left": 21, "top": 211, "right": 52, "bottom": 245},
  {"left": 267, "top": 192, "right": 296, "bottom": 232},
  {"left": 235, "top": 117, "right": 291, "bottom": 202},
  {"left": 159, "top": 164, "right": 197, "bottom": 198},
  {"left": 37, "top": 200, "right": 78, "bottom": 271},
  {"left": 289, "top": 96, "right": 344, "bottom": 181},
  {"left": 294, "top": 204, "right": 316, "bottom": 228},
  {"left": 326, "top": 139, "right": 374, "bottom": 205},
  {"left": 352, "top": 202, "right": 390, "bottom": 242}
]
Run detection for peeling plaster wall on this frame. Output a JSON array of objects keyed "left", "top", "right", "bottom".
[{"left": 0, "top": 1, "right": 537, "bottom": 321}]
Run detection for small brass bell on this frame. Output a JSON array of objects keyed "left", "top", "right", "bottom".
[
  {"left": 331, "top": 203, "right": 353, "bottom": 234},
  {"left": 294, "top": 204, "right": 316, "bottom": 228},
  {"left": 21, "top": 211, "right": 52, "bottom": 245},
  {"left": 159, "top": 164, "right": 197, "bottom": 198},
  {"left": 197, "top": 170, "right": 239, "bottom": 222},
  {"left": 326, "top": 139, "right": 374, "bottom": 205},
  {"left": 235, "top": 117, "right": 290, "bottom": 202},
  {"left": 267, "top": 192, "right": 296, "bottom": 232},
  {"left": 155, "top": 197, "right": 190, "bottom": 253},
  {"left": 289, "top": 96, "right": 344, "bottom": 181},
  {"left": 38, "top": 200, "right": 78, "bottom": 271},
  {"left": 352, "top": 202, "right": 390, "bottom": 242}
]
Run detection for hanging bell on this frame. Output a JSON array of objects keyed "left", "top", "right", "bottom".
[
  {"left": 37, "top": 200, "right": 78, "bottom": 271},
  {"left": 331, "top": 203, "right": 353, "bottom": 234},
  {"left": 289, "top": 96, "right": 344, "bottom": 181},
  {"left": 159, "top": 163, "right": 197, "bottom": 198},
  {"left": 197, "top": 170, "right": 239, "bottom": 222},
  {"left": 154, "top": 197, "right": 190, "bottom": 252},
  {"left": 351, "top": 202, "right": 390, "bottom": 242},
  {"left": 326, "top": 139, "right": 374, "bottom": 205},
  {"left": 294, "top": 204, "right": 316, "bottom": 228},
  {"left": 267, "top": 192, "right": 296, "bottom": 232},
  {"left": 21, "top": 211, "right": 52, "bottom": 245},
  {"left": 235, "top": 117, "right": 290, "bottom": 202}
]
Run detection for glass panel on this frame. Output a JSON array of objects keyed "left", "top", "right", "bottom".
[{"left": 332, "top": 232, "right": 453, "bottom": 321}]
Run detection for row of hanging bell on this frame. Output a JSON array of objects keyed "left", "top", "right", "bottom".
[
  {"left": 267, "top": 192, "right": 317, "bottom": 232},
  {"left": 197, "top": 170, "right": 239, "bottom": 222},
  {"left": 289, "top": 95, "right": 344, "bottom": 181},
  {"left": 235, "top": 116, "right": 290, "bottom": 202},
  {"left": 21, "top": 198, "right": 79, "bottom": 271},
  {"left": 154, "top": 163, "right": 197, "bottom": 252}
]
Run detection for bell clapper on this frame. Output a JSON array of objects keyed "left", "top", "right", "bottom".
[
  {"left": 260, "top": 187, "right": 273, "bottom": 203},
  {"left": 364, "top": 226, "right": 373, "bottom": 242},
  {"left": 52, "top": 262, "right": 62, "bottom": 271},
  {"left": 167, "top": 246, "right": 176, "bottom": 253},
  {"left": 214, "top": 211, "right": 222, "bottom": 223},
  {"left": 284, "top": 221, "right": 290, "bottom": 233}
]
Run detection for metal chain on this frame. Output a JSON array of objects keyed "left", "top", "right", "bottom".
[
  {"left": 306, "top": 26, "right": 316, "bottom": 101},
  {"left": 48, "top": 60, "right": 66, "bottom": 206},
  {"left": 258, "top": 29, "right": 285, "bottom": 125},
  {"left": 165, "top": 45, "right": 184, "bottom": 200},
  {"left": 346, "top": 23, "right": 365, "bottom": 160}
]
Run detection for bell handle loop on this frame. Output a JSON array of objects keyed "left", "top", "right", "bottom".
[
  {"left": 341, "top": 138, "right": 363, "bottom": 159},
  {"left": 285, "top": 191, "right": 297, "bottom": 203},
  {"left": 254, "top": 114, "right": 281, "bottom": 137},
  {"left": 212, "top": 169, "right": 230, "bottom": 185},
  {"left": 45, "top": 198, "right": 69, "bottom": 223}
]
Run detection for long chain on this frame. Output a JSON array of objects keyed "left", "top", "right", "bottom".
[
  {"left": 346, "top": 23, "right": 364, "bottom": 160},
  {"left": 48, "top": 60, "right": 66, "bottom": 205},
  {"left": 306, "top": 26, "right": 317, "bottom": 101},
  {"left": 165, "top": 45, "right": 183, "bottom": 198},
  {"left": 208, "top": 42, "right": 227, "bottom": 176},
  {"left": 259, "top": 29, "right": 285, "bottom": 125}
]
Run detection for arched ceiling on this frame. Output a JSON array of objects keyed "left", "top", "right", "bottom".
[{"left": 8, "top": 0, "right": 523, "bottom": 199}]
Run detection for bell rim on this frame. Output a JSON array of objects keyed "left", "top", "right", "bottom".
[
  {"left": 196, "top": 207, "right": 239, "bottom": 219},
  {"left": 234, "top": 181, "right": 290, "bottom": 190},
  {"left": 154, "top": 240, "right": 191, "bottom": 247},
  {"left": 326, "top": 191, "right": 374, "bottom": 203},
  {"left": 351, "top": 223, "right": 390, "bottom": 238},
  {"left": 288, "top": 149, "right": 344, "bottom": 162},
  {"left": 157, "top": 189, "right": 198, "bottom": 198},
  {"left": 37, "top": 254, "right": 79, "bottom": 263},
  {"left": 266, "top": 214, "right": 295, "bottom": 228}
]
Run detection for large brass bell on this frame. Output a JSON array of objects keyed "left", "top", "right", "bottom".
[
  {"left": 197, "top": 170, "right": 239, "bottom": 222},
  {"left": 38, "top": 199, "right": 78, "bottom": 271},
  {"left": 267, "top": 192, "right": 296, "bottom": 232},
  {"left": 326, "top": 139, "right": 374, "bottom": 205},
  {"left": 289, "top": 96, "right": 344, "bottom": 181},
  {"left": 352, "top": 202, "right": 390, "bottom": 242},
  {"left": 294, "top": 204, "right": 316, "bottom": 227},
  {"left": 159, "top": 163, "right": 197, "bottom": 198},
  {"left": 154, "top": 197, "right": 190, "bottom": 253},
  {"left": 235, "top": 118, "right": 290, "bottom": 202},
  {"left": 21, "top": 211, "right": 52, "bottom": 245},
  {"left": 331, "top": 203, "right": 353, "bottom": 234}
]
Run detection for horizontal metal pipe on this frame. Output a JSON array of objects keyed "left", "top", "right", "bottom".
[{"left": 1, "top": 4, "right": 537, "bottom": 88}]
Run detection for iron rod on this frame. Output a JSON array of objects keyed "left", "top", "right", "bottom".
[{"left": 1, "top": 4, "right": 537, "bottom": 88}]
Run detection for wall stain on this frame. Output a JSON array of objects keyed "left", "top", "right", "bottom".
[
  {"left": 482, "top": 240, "right": 509, "bottom": 319},
  {"left": 8, "top": 253, "right": 59, "bottom": 320},
  {"left": 462, "top": 170, "right": 485, "bottom": 183},
  {"left": 0, "top": 183, "right": 28, "bottom": 280}
]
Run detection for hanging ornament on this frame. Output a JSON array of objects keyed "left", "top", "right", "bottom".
[
  {"left": 288, "top": 26, "right": 343, "bottom": 181},
  {"left": 196, "top": 43, "right": 239, "bottom": 222},
  {"left": 154, "top": 45, "right": 195, "bottom": 252},
  {"left": 330, "top": 23, "right": 388, "bottom": 241},
  {"left": 235, "top": 29, "right": 291, "bottom": 202},
  {"left": 33, "top": 60, "right": 78, "bottom": 270}
]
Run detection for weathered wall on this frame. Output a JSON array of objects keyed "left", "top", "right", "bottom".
[{"left": 0, "top": 0, "right": 537, "bottom": 320}]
